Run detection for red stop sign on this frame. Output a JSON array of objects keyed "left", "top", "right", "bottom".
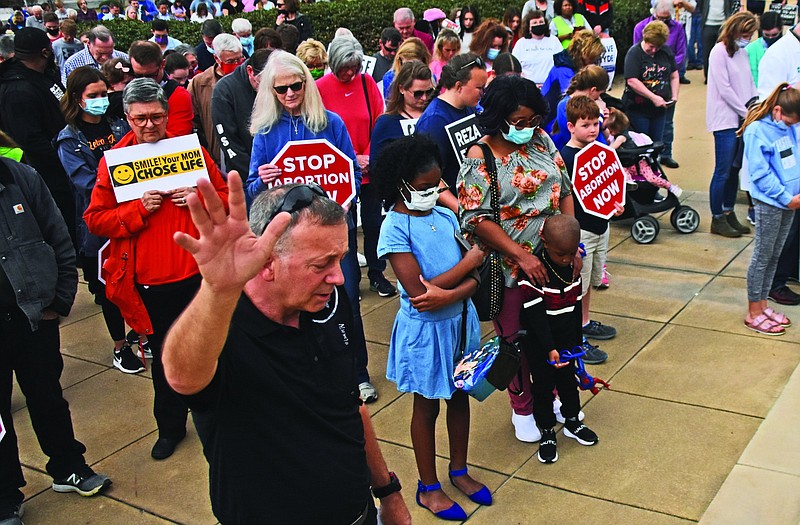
[
  {"left": 571, "top": 141, "right": 626, "bottom": 220},
  {"left": 268, "top": 139, "right": 356, "bottom": 207}
]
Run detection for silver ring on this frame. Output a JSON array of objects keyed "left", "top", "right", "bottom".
[{"left": 181, "top": 197, "right": 185, "bottom": 204}]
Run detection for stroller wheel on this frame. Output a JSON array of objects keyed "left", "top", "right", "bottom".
[
  {"left": 631, "top": 215, "right": 659, "bottom": 244},
  {"left": 670, "top": 206, "right": 700, "bottom": 234}
]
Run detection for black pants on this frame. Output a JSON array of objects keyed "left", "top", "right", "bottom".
[
  {"left": 137, "top": 276, "right": 199, "bottom": 440},
  {"left": 772, "top": 210, "right": 800, "bottom": 289},
  {"left": 527, "top": 346, "right": 581, "bottom": 430},
  {"left": 0, "top": 308, "right": 88, "bottom": 513},
  {"left": 702, "top": 25, "right": 721, "bottom": 81},
  {"left": 80, "top": 254, "right": 125, "bottom": 341},
  {"left": 358, "top": 183, "right": 387, "bottom": 282}
]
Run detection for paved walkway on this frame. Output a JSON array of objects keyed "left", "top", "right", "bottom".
[{"left": 9, "top": 66, "right": 800, "bottom": 524}]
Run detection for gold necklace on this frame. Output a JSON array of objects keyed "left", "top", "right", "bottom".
[{"left": 542, "top": 255, "right": 574, "bottom": 285}]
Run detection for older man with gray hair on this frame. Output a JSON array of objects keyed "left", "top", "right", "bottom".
[
  {"left": 162, "top": 176, "right": 412, "bottom": 525},
  {"left": 84, "top": 78, "right": 229, "bottom": 461},
  {"left": 393, "top": 6, "right": 434, "bottom": 52},
  {"left": 61, "top": 25, "right": 128, "bottom": 85},
  {"left": 189, "top": 33, "right": 243, "bottom": 168}
]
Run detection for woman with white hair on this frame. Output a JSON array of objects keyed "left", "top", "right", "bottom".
[
  {"left": 246, "top": 51, "right": 380, "bottom": 404},
  {"left": 317, "top": 36, "right": 394, "bottom": 301}
]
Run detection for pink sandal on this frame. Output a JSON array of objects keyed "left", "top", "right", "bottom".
[
  {"left": 763, "top": 307, "right": 791, "bottom": 327},
  {"left": 744, "top": 314, "right": 785, "bottom": 336}
]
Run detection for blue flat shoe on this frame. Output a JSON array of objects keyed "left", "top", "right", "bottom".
[
  {"left": 416, "top": 480, "right": 468, "bottom": 521},
  {"left": 449, "top": 467, "right": 492, "bottom": 506}
]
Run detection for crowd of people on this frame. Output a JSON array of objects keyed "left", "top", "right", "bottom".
[{"left": 1, "top": 0, "right": 799, "bottom": 523}]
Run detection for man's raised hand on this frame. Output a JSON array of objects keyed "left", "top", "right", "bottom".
[{"left": 174, "top": 171, "right": 290, "bottom": 294}]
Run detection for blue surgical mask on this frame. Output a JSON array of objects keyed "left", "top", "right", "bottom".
[
  {"left": 206, "top": 45, "right": 215, "bottom": 55},
  {"left": 502, "top": 121, "right": 536, "bottom": 144},
  {"left": 239, "top": 36, "right": 254, "bottom": 55},
  {"left": 487, "top": 48, "right": 500, "bottom": 60},
  {"left": 736, "top": 38, "right": 750, "bottom": 48},
  {"left": 83, "top": 97, "right": 109, "bottom": 116}
]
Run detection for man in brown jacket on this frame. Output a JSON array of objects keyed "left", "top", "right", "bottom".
[{"left": 188, "top": 33, "right": 243, "bottom": 169}]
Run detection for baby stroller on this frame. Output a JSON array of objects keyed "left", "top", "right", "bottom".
[{"left": 612, "top": 142, "right": 700, "bottom": 244}]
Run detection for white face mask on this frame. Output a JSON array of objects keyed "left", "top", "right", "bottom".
[
  {"left": 401, "top": 180, "right": 439, "bottom": 211},
  {"left": 736, "top": 38, "right": 750, "bottom": 48}
]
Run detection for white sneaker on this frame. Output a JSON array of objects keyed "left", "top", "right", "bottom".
[
  {"left": 358, "top": 381, "right": 378, "bottom": 403},
  {"left": 553, "top": 397, "right": 585, "bottom": 424},
  {"left": 357, "top": 252, "right": 367, "bottom": 267},
  {"left": 511, "top": 412, "right": 541, "bottom": 442}
]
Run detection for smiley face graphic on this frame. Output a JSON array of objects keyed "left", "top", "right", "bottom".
[{"left": 111, "top": 163, "right": 136, "bottom": 185}]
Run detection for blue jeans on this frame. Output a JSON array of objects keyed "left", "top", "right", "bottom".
[
  {"left": 627, "top": 109, "right": 667, "bottom": 144},
  {"left": 709, "top": 129, "right": 739, "bottom": 217},
  {"left": 341, "top": 211, "right": 371, "bottom": 384},
  {"left": 688, "top": 14, "right": 702, "bottom": 65}
]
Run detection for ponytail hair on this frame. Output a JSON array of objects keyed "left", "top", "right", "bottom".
[
  {"left": 566, "top": 64, "right": 609, "bottom": 95},
  {"left": 738, "top": 83, "right": 800, "bottom": 136}
]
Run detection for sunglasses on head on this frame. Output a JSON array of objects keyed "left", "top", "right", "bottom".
[
  {"left": 411, "top": 88, "right": 435, "bottom": 99},
  {"left": 458, "top": 55, "right": 485, "bottom": 71},
  {"left": 273, "top": 81, "right": 304, "bottom": 94},
  {"left": 262, "top": 184, "right": 327, "bottom": 233}
]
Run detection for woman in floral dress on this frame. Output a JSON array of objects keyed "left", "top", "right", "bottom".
[{"left": 457, "top": 75, "right": 577, "bottom": 444}]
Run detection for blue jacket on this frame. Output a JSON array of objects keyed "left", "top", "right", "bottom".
[
  {"left": 246, "top": 110, "right": 362, "bottom": 206},
  {"left": 56, "top": 118, "right": 129, "bottom": 256},
  {"left": 744, "top": 117, "right": 800, "bottom": 209},
  {"left": 0, "top": 158, "right": 77, "bottom": 330}
]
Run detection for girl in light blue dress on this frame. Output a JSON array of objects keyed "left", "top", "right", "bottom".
[{"left": 376, "top": 136, "right": 491, "bottom": 521}]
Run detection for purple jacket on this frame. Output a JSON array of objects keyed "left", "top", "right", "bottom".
[{"left": 633, "top": 16, "right": 687, "bottom": 68}]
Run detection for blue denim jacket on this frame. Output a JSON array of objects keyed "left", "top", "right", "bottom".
[{"left": 56, "top": 118, "right": 129, "bottom": 256}]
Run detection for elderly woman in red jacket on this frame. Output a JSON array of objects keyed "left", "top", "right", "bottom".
[{"left": 85, "top": 78, "right": 228, "bottom": 461}]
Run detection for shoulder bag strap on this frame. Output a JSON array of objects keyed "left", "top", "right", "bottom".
[
  {"left": 361, "top": 73, "right": 373, "bottom": 137},
  {"left": 476, "top": 142, "right": 500, "bottom": 223}
]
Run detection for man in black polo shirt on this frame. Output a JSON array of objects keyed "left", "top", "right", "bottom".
[{"left": 162, "top": 173, "right": 411, "bottom": 525}]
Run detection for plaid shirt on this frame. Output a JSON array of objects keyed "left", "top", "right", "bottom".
[{"left": 61, "top": 48, "right": 128, "bottom": 86}]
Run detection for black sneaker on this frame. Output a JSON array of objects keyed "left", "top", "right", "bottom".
[
  {"left": 127, "top": 331, "right": 152, "bottom": 359},
  {"left": 563, "top": 417, "right": 598, "bottom": 446},
  {"left": 0, "top": 503, "right": 23, "bottom": 525},
  {"left": 582, "top": 320, "right": 616, "bottom": 340},
  {"left": 769, "top": 286, "right": 800, "bottom": 306},
  {"left": 537, "top": 428, "right": 558, "bottom": 463},
  {"left": 52, "top": 471, "right": 111, "bottom": 496},
  {"left": 113, "top": 344, "right": 145, "bottom": 374},
  {"left": 581, "top": 338, "right": 608, "bottom": 365},
  {"left": 369, "top": 276, "right": 397, "bottom": 297}
]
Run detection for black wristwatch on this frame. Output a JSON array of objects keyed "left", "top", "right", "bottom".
[{"left": 371, "top": 471, "right": 401, "bottom": 499}]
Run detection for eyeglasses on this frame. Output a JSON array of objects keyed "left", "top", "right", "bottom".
[
  {"left": 262, "top": 184, "right": 327, "bottom": 232},
  {"left": 458, "top": 55, "right": 485, "bottom": 71},
  {"left": 273, "top": 81, "right": 304, "bottom": 94},
  {"left": 411, "top": 88, "right": 435, "bottom": 99},
  {"left": 133, "top": 69, "right": 160, "bottom": 80},
  {"left": 218, "top": 55, "right": 244, "bottom": 65},
  {"left": 127, "top": 112, "right": 167, "bottom": 126},
  {"left": 506, "top": 115, "right": 542, "bottom": 130},
  {"left": 275, "top": 2, "right": 284, "bottom": 6}
]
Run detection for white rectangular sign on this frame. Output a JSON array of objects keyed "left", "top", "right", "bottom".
[
  {"left": 445, "top": 114, "right": 481, "bottom": 163},
  {"left": 361, "top": 56, "right": 377, "bottom": 76},
  {"left": 400, "top": 118, "right": 418, "bottom": 136},
  {"left": 104, "top": 134, "right": 209, "bottom": 202}
]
